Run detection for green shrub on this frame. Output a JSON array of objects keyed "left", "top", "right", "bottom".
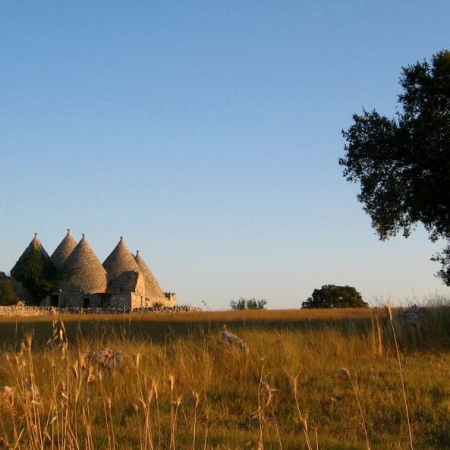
[
  {"left": 230, "top": 298, "right": 267, "bottom": 310},
  {"left": 0, "top": 279, "right": 22, "bottom": 305},
  {"left": 302, "top": 284, "right": 368, "bottom": 309}
]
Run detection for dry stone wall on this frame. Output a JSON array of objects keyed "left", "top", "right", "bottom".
[{"left": 0, "top": 305, "right": 202, "bottom": 317}]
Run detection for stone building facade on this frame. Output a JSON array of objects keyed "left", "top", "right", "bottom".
[{"left": 13, "top": 231, "right": 176, "bottom": 309}]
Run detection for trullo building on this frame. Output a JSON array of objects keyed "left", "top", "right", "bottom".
[{"left": 13, "top": 231, "right": 176, "bottom": 309}]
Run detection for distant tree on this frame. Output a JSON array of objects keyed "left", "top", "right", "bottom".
[
  {"left": 339, "top": 50, "right": 450, "bottom": 284},
  {"left": 230, "top": 298, "right": 246, "bottom": 310},
  {"left": 246, "top": 298, "right": 267, "bottom": 309},
  {"left": 230, "top": 298, "right": 267, "bottom": 310},
  {"left": 302, "top": 285, "right": 368, "bottom": 309},
  {"left": 0, "top": 279, "right": 22, "bottom": 305}
]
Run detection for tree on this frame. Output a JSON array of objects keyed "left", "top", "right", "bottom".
[
  {"left": 302, "top": 285, "right": 368, "bottom": 309},
  {"left": 246, "top": 298, "right": 267, "bottom": 310},
  {"left": 10, "top": 246, "right": 59, "bottom": 303},
  {"left": 230, "top": 298, "right": 267, "bottom": 310},
  {"left": 339, "top": 50, "right": 450, "bottom": 283},
  {"left": 230, "top": 298, "right": 246, "bottom": 310},
  {"left": 0, "top": 279, "right": 22, "bottom": 305}
]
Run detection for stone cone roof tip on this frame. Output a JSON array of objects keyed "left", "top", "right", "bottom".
[
  {"left": 103, "top": 237, "right": 140, "bottom": 282},
  {"left": 11, "top": 232, "right": 51, "bottom": 275},
  {"left": 134, "top": 250, "right": 166, "bottom": 300},
  {"left": 62, "top": 234, "right": 107, "bottom": 293},
  {"left": 51, "top": 229, "right": 78, "bottom": 269},
  {"left": 26, "top": 233, "right": 50, "bottom": 259}
]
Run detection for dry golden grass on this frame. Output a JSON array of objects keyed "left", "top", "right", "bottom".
[{"left": 0, "top": 306, "right": 449, "bottom": 449}]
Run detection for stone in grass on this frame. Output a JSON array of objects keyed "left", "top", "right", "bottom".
[
  {"left": 0, "top": 386, "right": 14, "bottom": 405},
  {"left": 394, "top": 304, "right": 428, "bottom": 328},
  {"left": 95, "top": 348, "right": 124, "bottom": 370},
  {"left": 220, "top": 329, "right": 249, "bottom": 354}
]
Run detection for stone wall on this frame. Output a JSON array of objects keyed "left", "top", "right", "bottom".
[
  {"left": 0, "top": 305, "right": 202, "bottom": 317},
  {"left": 109, "top": 292, "right": 133, "bottom": 309},
  {"left": 0, "top": 305, "right": 57, "bottom": 316},
  {"left": 164, "top": 292, "right": 177, "bottom": 307},
  {"left": 42, "top": 290, "right": 177, "bottom": 310}
]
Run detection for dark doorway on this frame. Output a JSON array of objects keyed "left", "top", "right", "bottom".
[
  {"left": 50, "top": 294, "right": 59, "bottom": 307},
  {"left": 83, "top": 297, "right": 90, "bottom": 308}
]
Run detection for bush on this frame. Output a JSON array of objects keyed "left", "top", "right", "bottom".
[
  {"left": 302, "top": 285, "right": 368, "bottom": 309},
  {"left": 11, "top": 246, "right": 72, "bottom": 304},
  {"left": 230, "top": 297, "right": 267, "bottom": 310},
  {"left": 0, "top": 279, "right": 22, "bottom": 305}
]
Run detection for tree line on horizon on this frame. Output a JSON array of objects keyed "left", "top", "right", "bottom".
[{"left": 229, "top": 285, "right": 369, "bottom": 310}]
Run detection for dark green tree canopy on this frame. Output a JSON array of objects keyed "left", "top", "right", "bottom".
[
  {"left": 11, "top": 245, "right": 59, "bottom": 303},
  {"left": 302, "top": 285, "right": 368, "bottom": 309},
  {"left": 340, "top": 50, "right": 450, "bottom": 283}
]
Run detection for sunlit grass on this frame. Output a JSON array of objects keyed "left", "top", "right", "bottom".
[{"left": 0, "top": 306, "right": 450, "bottom": 448}]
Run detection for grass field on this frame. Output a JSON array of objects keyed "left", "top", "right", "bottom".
[{"left": 0, "top": 307, "right": 450, "bottom": 449}]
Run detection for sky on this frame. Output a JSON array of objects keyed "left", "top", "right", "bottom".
[{"left": 1, "top": 1, "right": 450, "bottom": 310}]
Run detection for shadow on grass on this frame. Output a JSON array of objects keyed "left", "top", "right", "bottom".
[
  {"left": 0, "top": 309, "right": 380, "bottom": 349},
  {"left": 1, "top": 306, "right": 450, "bottom": 353}
]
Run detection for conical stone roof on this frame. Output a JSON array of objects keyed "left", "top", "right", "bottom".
[
  {"left": 20, "top": 233, "right": 50, "bottom": 260},
  {"left": 108, "top": 271, "right": 140, "bottom": 292},
  {"left": 51, "top": 229, "right": 77, "bottom": 269},
  {"left": 134, "top": 250, "right": 166, "bottom": 300},
  {"left": 11, "top": 233, "right": 51, "bottom": 278},
  {"left": 10, "top": 233, "right": 55, "bottom": 303},
  {"left": 11, "top": 233, "right": 53, "bottom": 281},
  {"left": 103, "top": 237, "right": 140, "bottom": 282},
  {"left": 62, "top": 234, "right": 107, "bottom": 293}
]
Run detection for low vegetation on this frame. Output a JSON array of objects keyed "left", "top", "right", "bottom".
[
  {"left": 0, "top": 279, "right": 22, "bottom": 306},
  {"left": 0, "top": 306, "right": 449, "bottom": 449},
  {"left": 302, "top": 285, "right": 368, "bottom": 309},
  {"left": 229, "top": 297, "right": 267, "bottom": 310},
  {"left": 10, "top": 243, "right": 60, "bottom": 303}
]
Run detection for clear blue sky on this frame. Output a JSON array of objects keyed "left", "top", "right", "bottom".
[{"left": 1, "top": 1, "right": 449, "bottom": 310}]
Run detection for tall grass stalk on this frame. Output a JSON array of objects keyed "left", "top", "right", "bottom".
[
  {"left": 256, "top": 360, "right": 278, "bottom": 450},
  {"left": 169, "top": 374, "right": 181, "bottom": 450},
  {"left": 342, "top": 367, "right": 371, "bottom": 450},
  {"left": 256, "top": 360, "right": 266, "bottom": 449},
  {"left": 290, "top": 375, "right": 313, "bottom": 450},
  {"left": 81, "top": 397, "right": 94, "bottom": 450},
  {"left": 135, "top": 351, "right": 156, "bottom": 450},
  {"left": 17, "top": 334, "right": 44, "bottom": 450},
  {"left": 141, "top": 380, "right": 156, "bottom": 450},
  {"left": 102, "top": 395, "right": 116, "bottom": 450},
  {"left": 370, "top": 312, "right": 384, "bottom": 355},
  {"left": 387, "top": 303, "right": 414, "bottom": 450},
  {"left": 191, "top": 390, "right": 200, "bottom": 450}
]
